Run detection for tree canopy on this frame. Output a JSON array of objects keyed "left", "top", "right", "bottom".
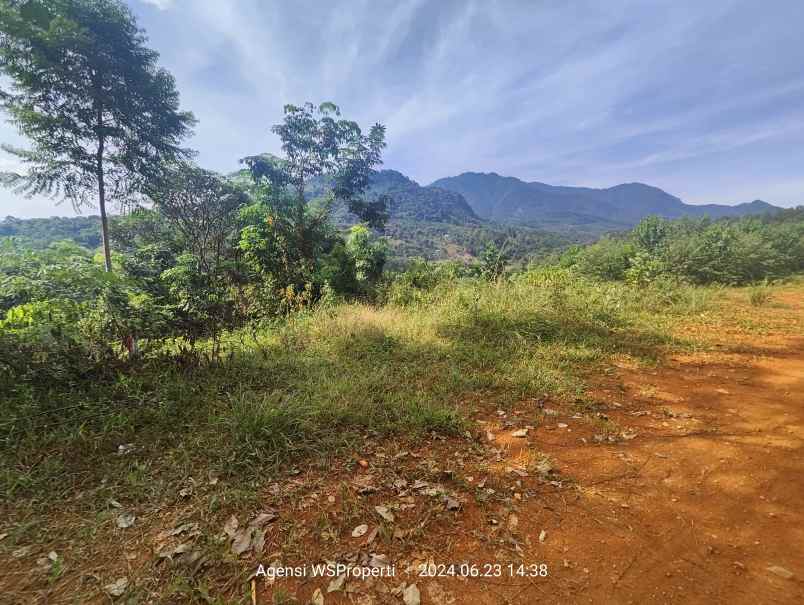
[{"left": 0, "top": 0, "right": 196, "bottom": 270}]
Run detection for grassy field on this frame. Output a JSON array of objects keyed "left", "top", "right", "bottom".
[{"left": 2, "top": 268, "right": 716, "bottom": 502}]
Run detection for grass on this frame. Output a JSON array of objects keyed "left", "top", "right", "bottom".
[{"left": 1, "top": 268, "right": 715, "bottom": 509}]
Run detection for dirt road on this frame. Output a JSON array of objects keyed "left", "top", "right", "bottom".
[{"left": 437, "top": 295, "right": 804, "bottom": 604}]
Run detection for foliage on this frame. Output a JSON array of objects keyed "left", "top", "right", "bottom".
[
  {"left": 0, "top": 214, "right": 102, "bottom": 248},
  {"left": 568, "top": 213, "right": 804, "bottom": 285},
  {"left": 478, "top": 241, "right": 510, "bottom": 281},
  {"left": 0, "top": 0, "right": 195, "bottom": 270}
]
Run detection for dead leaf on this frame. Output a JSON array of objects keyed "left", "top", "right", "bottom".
[
  {"left": 231, "top": 527, "right": 254, "bottom": 556},
  {"left": 351, "top": 524, "right": 369, "bottom": 538},
  {"left": 539, "top": 529, "right": 547, "bottom": 543},
  {"left": 249, "top": 512, "right": 277, "bottom": 528},
  {"left": 327, "top": 574, "right": 346, "bottom": 592},
  {"left": 116, "top": 512, "right": 136, "bottom": 529},
  {"left": 311, "top": 587, "right": 325, "bottom": 605},
  {"left": 252, "top": 529, "right": 266, "bottom": 554},
  {"left": 375, "top": 505, "right": 395, "bottom": 522},
  {"left": 403, "top": 583, "right": 421, "bottom": 605},
  {"left": 223, "top": 515, "right": 239, "bottom": 538},
  {"left": 444, "top": 496, "right": 461, "bottom": 511},
  {"left": 104, "top": 577, "right": 128, "bottom": 597},
  {"left": 364, "top": 526, "right": 380, "bottom": 545}
]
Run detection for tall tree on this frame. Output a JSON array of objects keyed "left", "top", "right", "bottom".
[
  {"left": 242, "top": 102, "right": 389, "bottom": 248},
  {"left": 0, "top": 0, "right": 196, "bottom": 271}
]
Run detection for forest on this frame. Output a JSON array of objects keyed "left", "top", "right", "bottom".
[{"left": 1, "top": 1, "right": 803, "bottom": 604}]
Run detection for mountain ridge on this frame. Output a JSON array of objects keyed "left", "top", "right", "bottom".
[{"left": 429, "top": 171, "right": 781, "bottom": 231}]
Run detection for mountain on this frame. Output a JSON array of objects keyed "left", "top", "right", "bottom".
[
  {"left": 364, "top": 170, "right": 481, "bottom": 225},
  {"left": 430, "top": 172, "right": 782, "bottom": 233}
]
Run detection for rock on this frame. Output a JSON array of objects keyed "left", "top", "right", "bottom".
[
  {"left": 352, "top": 524, "right": 369, "bottom": 538},
  {"left": 104, "top": 577, "right": 128, "bottom": 597},
  {"left": 311, "top": 587, "right": 325, "bottom": 605},
  {"left": 767, "top": 565, "right": 794, "bottom": 579},
  {"left": 116, "top": 443, "right": 135, "bottom": 456},
  {"left": 403, "top": 583, "right": 421, "bottom": 605},
  {"left": 511, "top": 428, "right": 528, "bottom": 438},
  {"left": 375, "top": 505, "right": 395, "bottom": 523},
  {"left": 116, "top": 512, "right": 136, "bottom": 529}
]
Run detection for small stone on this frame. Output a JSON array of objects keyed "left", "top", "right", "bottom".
[
  {"left": 557, "top": 423, "right": 568, "bottom": 429},
  {"left": 511, "top": 428, "right": 529, "bottom": 438}
]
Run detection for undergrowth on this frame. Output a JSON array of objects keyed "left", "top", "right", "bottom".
[{"left": 1, "top": 268, "right": 713, "bottom": 506}]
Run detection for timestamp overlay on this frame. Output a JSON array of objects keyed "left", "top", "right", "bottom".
[{"left": 416, "top": 562, "right": 549, "bottom": 579}]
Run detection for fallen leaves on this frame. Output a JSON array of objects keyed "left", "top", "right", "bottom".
[
  {"left": 226, "top": 511, "right": 277, "bottom": 556},
  {"left": 374, "top": 505, "right": 395, "bottom": 523},
  {"left": 402, "top": 583, "right": 421, "bottom": 605},
  {"left": 104, "top": 577, "right": 128, "bottom": 597},
  {"left": 351, "top": 524, "right": 369, "bottom": 538},
  {"left": 116, "top": 512, "right": 135, "bottom": 529}
]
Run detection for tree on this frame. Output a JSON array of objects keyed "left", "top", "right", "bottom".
[
  {"left": 146, "top": 164, "right": 248, "bottom": 273},
  {"left": 479, "top": 241, "right": 510, "bottom": 281},
  {"left": 0, "top": 0, "right": 195, "bottom": 272},
  {"left": 241, "top": 102, "right": 389, "bottom": 264}
]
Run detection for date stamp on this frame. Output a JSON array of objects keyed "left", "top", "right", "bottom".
[{"left": 416, "top": 562, "right": 549, "bottom": 578}]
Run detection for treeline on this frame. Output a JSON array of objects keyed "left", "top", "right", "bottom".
[
  {"left": 563, "top": 212, "right": 804, "bottom": 285},
  {"left": 0, "top": 215, "right": 102, "bottom": 248}
]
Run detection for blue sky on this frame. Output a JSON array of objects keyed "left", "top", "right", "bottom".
[{"left": 2, "top": 0, "right": 803, "bottom": 217}]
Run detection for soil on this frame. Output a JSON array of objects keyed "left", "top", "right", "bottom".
[{"left": 2, "top": 290, "right": 802, "bottom": 604}]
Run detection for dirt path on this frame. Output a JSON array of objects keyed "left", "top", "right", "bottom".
[{"left": 443, "top": 297, "right": 804, "bottom": 604}]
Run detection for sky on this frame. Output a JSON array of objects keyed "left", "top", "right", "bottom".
[{"left": 2, "top": 0, "right": 804, "bottom": 217}]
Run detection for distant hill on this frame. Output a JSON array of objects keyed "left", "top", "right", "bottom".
[
  {"left": 329, "top": 170, "right": 575, "bottom": 265},
  {"left": 430, "top": 172, "right": 781, "bottom": 232},
  {"left": 0, "top": 215, "right": 102, "bottom": 248},
  {"left": 359, "top": 169, "right": 481, "bottom": 225}
]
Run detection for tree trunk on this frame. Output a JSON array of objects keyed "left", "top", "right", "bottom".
[{"left": 96, "top": 104, "right": 112, "bottom": 272}]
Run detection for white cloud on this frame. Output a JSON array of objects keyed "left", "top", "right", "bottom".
[{"left": 140, "top": 0, "right": 175, "bottom": 10}]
